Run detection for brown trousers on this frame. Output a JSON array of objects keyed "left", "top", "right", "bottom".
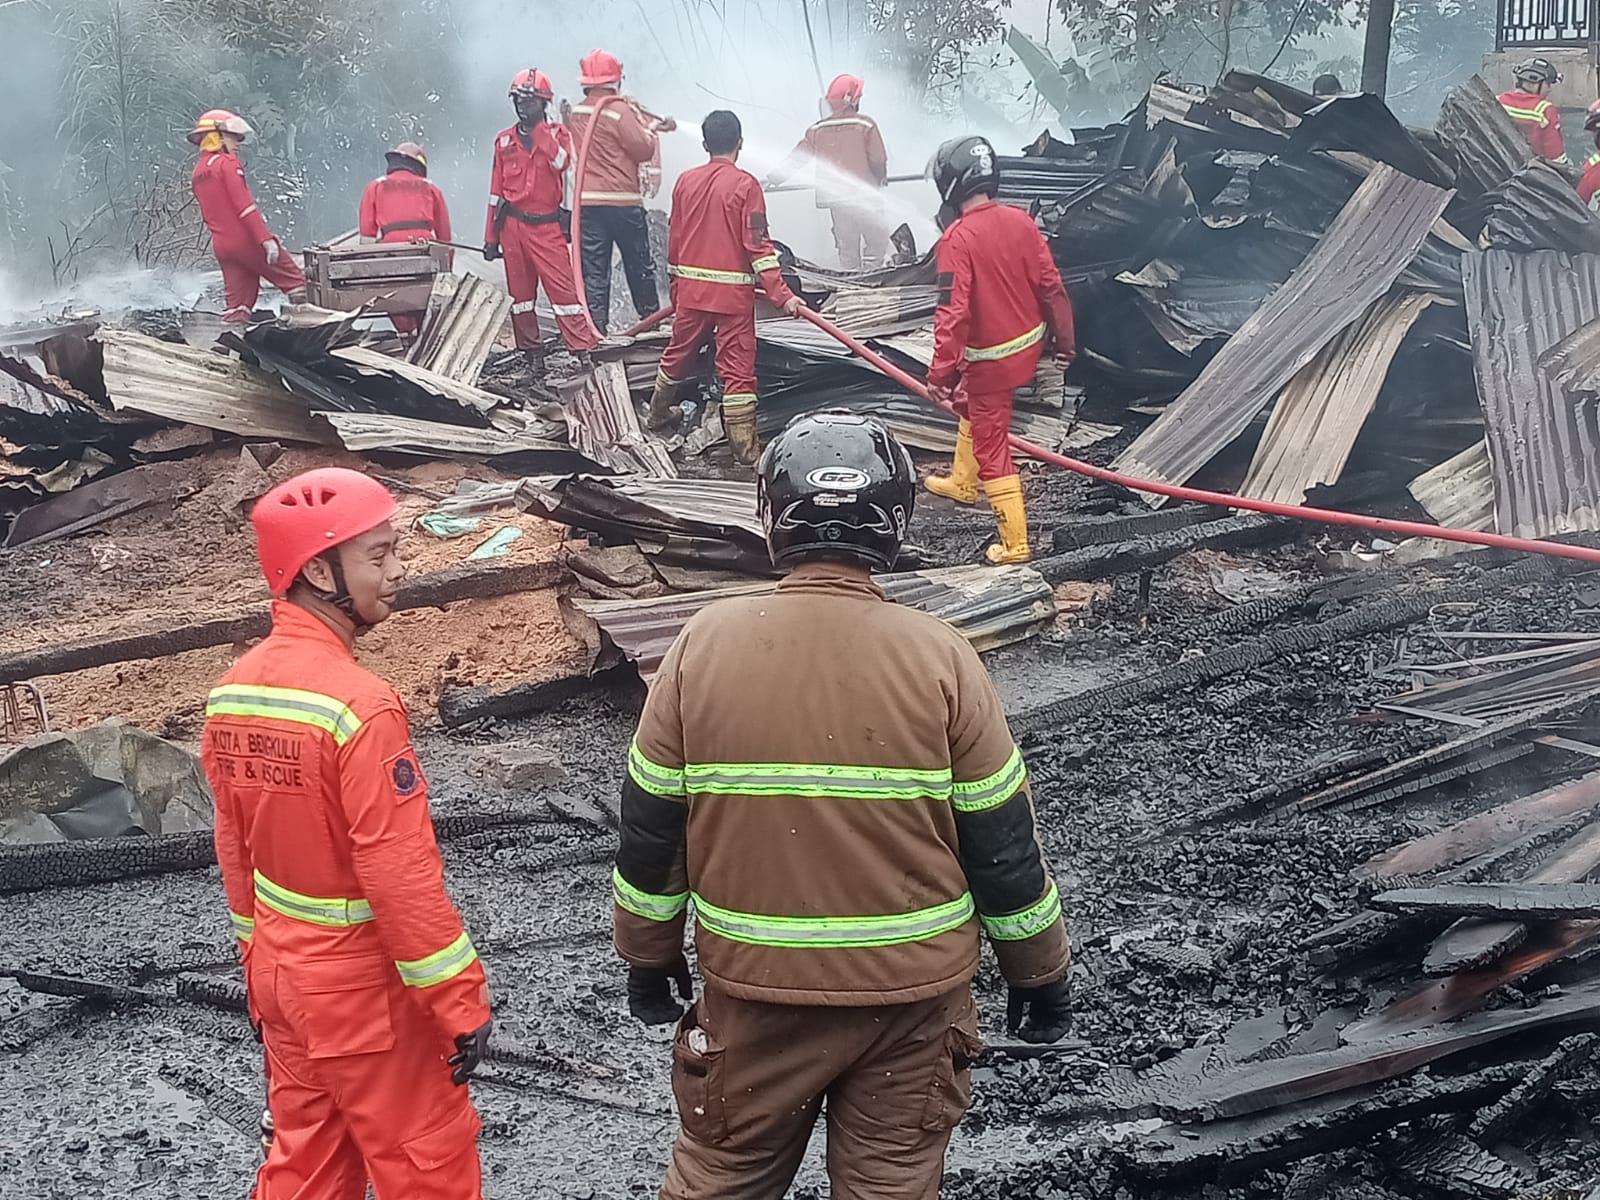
[{"left": 660, "top": 984, "right": 982, "bottom": 1200}]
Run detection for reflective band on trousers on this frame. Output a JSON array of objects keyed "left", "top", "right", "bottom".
[
  {"left": 206, "top": 684, "right": 363, "bottom": 746},
  {"left": 952, "top": 747, "right": 1027, "bottom": 812},
  {"left": 693, "top": 891, "right": 975, "bottom": 948},
  {"left": 551, "top": 302, "right": 587, "bottom": 317},
  {"left": 613, "top": 867, "right": 690, "bottom": 922},
  {"left": 722, "top": 393, "right": 757, "bottom": 410},
  {"left": 394, "top": 930, "right": 479, "bottom": 989},
  {"left": 254, "top": 870, "right": 374, "bottom": 927},
  {"left": 231, "top": 911, "right": 256, "bottom": 942},
  {"left": 964, "top": 322, "right": 1045, "bottom": 362},
  {"left": 980, "top": 882, "right": 1062, "bottom": 942},
  {"left": 669, "top": 263, "right": 755, "bottom": 286}
]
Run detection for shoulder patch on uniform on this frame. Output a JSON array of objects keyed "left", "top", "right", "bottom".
[
  {"left": 749, "top": 211, "right": 769, "bottom": 239},
  {"left": 388, "top": 749, "right": 424, "bottom": 799},
  {"left": 937, "top": 270, "right": 954, "bottom": 306}
]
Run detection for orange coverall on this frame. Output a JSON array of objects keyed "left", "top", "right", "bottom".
[{"left": 203, "top": 601, "right": 491, "bottom": 1200}]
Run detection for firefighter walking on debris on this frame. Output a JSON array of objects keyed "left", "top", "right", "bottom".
[
  {"left": 925, "top": 136, "right": 1076, "bottom": 565},
  {"left": 202, "top": 467, "right": 493, "bottom": 1200},
  {"left": 485, "top": 69, "right": 600, "bottom": 370},
  {"left": 648, "top": 110, "right": 803, "bottom": 466},
  {"left": 568, "top": 49, "right": 673, "bottom": 332},
  {"left": 359, "top": 142, "right": 453, "bottom": 337},
  {"left": 1579, "top": 100, "right": 1600, "bottom": 210},
  {"left": 768, "top": 73, "right": 891, "bottom": 270},
  {"left": 189, "top": 109, "right": 307, "bottom": 324},
  {"left": 614, "top": 410, "right": 1074, "bottom": 1199},
  {"left": 1498, "top": 58, "right": 1570, "bottom": 165}
]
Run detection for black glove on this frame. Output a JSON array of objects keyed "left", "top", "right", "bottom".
[
  {"left": 449, "top": 1018, "right": 492, "bottom": 1085},
  {"left": 1006, "top": 977, "right": 1073, "bottom": 1045},
  {"left": 627, "top": 955, "right": 694, "bottom": 1025},
  {"left": 483, "top": 242, "right": 501, "bottom": 262}
]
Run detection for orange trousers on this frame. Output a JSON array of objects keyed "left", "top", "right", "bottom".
[
  {"left": 661, "top": 984, "right": 981, "bottom": 1200},
  {"left": 249, "top": 955, "right": 483, "bottom": 1200}
]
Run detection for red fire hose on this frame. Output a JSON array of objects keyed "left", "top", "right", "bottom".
[
  {"left": 567, "top": 94, "right": 630, "bottom": 342},
  {"left": 792, "top": 306, "right": 1600, "bottom": 566}
]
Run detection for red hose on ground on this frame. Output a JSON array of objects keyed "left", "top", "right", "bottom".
[
  {"left": 619, "top": 305, "right": 672, "bottom": 339},
  {"left": 793, "top": 306, "right": 1600, "bottom": 567}
]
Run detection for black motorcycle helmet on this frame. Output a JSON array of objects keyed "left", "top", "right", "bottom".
[
  {"left": 756, "top": 410, "right": 915, "bottom": 572},
  {"left": 928, "top": 135, "right": 1001, "bottom": 223}
]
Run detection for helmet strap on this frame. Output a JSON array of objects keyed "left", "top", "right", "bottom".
[{"left": 302, "top": 548, "right": 365, "bottom": 627}]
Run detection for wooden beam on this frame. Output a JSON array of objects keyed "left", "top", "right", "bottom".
[{"left": 1369, "top": 882, "right": 1600, "bottom": 921}]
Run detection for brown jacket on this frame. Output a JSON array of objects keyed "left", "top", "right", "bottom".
[
  {"left": 568, "top": 90, "right": 658, "bottom": 207},
  {"left": 613, "top": 562, "right": 1071, "bottom": 1006},
  {"left": 772, "top": 109, "right": 888, "bottom": 208}
]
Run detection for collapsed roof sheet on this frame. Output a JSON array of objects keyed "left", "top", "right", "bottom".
[
  {"left": 1540, "top": 314, "right": 1600, "bottom": 394},
  {"left": 563, "top": 360, "right": 676, "bottom": 478},
  {"left": 1463, "top": 249, "right": 1600, "bottom": 538},
  {"left": 1435, "top": 76, "right": 1534, "bottom": 200},
  {"left": 1409, "top": 442, "right": 1496, "bottom": 533},
  {"left": 1113, "top": 164, "right": 1452, "bottom": 503},
  {"left": 574, "top": 563, "right": 1057, "bottom": 681},
  {"left": 408, "top": 274, "right": 512, "bottom": 385},
  {"left": 318, "top": 411, "right": 591, "bottom": 467},
  {"left": 1483, "top": 164, "right": 1600, "bottom": 254}
]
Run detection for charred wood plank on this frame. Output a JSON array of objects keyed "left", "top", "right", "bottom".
[
  {"left": 1469, "top": 1033, "right": 1599, "bottom": 1143},
  {"left": 1048, "top": 505, "right": 1217, "bottom": 551},
  {"left": 1370, "top": 883, "right": 1600, "bottom": 921},
  {"left": 0, "top": 558, "right": 564, "bottom": 683},
  {"left": 158, "top": 1064, "right": 260, "bottom": 1142},
  {"left": 1032, "top": 513, "right": 1288, "bottom": 584},
  {"left": 1390, "top": 1122, "right": 1529, "bottom": 1197},
  {"left": 5, "top": 971, "right": 171, "bottom": 1006}
]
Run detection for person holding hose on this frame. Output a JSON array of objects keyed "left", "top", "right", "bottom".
[
  {"left": 924, "top": 135, "right": 1075, "bottom": 565},
  {"left": 188, "top": 109, "right": 306, "bottom": 324},
  {"left": 203, "top": 467, "right": 492, "bottom": 1199},
  {"left": 568, "top": 49, "right": 674, "bottom": 333},
  {"left": 359, "top": 141, "right": 452, "bottom": 338},
  {"left": 486, "top": 69, "right": 599, "bottom": 372},
  {"left": 613, "top": 409, "right": 1074, "bottom": 1198}
]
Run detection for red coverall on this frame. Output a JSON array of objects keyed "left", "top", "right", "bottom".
[
  {"left": 203, "top": 601, "right": 491, "bottom": 1200},
  {"left": 193, "top": 149, "right": 306, "bottom": 323},
  {"left": 1580, "top": 151, "right": 1600, "bottom": 209},
  {"left": 1497, "top": 90, "right": 1570, "bottom": 163},
  {"left": 359, "top": 169, "right": 453, "bottom": 336},
  {"left": 928, "top": 200, "right": 1075, "bottom": 481},
  {"left": 486, "top": 122, "right": 598, "bottom": 352},
  {"left": 659, "top": 158, "right": 795, "bottom": 418},
  {"left": 774, "top": 109, "right": 889, "bottom": 269}
]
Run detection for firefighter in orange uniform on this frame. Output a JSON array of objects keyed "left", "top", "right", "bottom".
[
  {"left": 189, "top": 109, "right": 307, "bottom": 324},
  {"left": 359, "top": 142, "right": 453, "bottom": 337},
  {"left": 615, "top": 411, "right": 1073, "bottom": 1199},
  {"left": 646, "top": 110, "right": 803, "bottom": 465},
  {"left": 1498, "top": 58, "right": 1570, "bottom": 165},
  {"left": 203, "top": 467, "right": 492, "bottom": 1200},
  {"left": 768, "top": 73, "right": 890, "bottom": 270},
  {"left": 485, "top": 69, "right": 599, "bottom": 371},
  {"left": 925, "top": 136, "right": 1075, "bottom": 565},
  {"left": 1580, "top": 100, "right": 1600, "bottom": 210}
]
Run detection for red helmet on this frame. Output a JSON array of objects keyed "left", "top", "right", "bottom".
[
  {"left": 509, "top": 68, "right": 554, "bottom": 101},
  {"left": 579, "top": 49, "right": 623, "bottom": 89},
  {"left": 188, "top": 108, "right": 253, "bottom": 145},
  {"left": 826, "top": 74, "right": 864, "bottom": 109},
  {"left": 385, "top": 141, "right": 428, "bottom": 174},
  {"left": 1586, "top": 98, "right": 1600, "bottom": 132},
  {"left": 251, "top": 468, "right": 398, "bottom": 596}
]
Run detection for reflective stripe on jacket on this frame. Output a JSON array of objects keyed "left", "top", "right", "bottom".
[
  {"left": 666, "top": 157, "right": 794, "bottom": 315},
  {"left": 612, "top": 562, "right": 1071, "bottom": 1006},
  {"left": 202, "top": 601, "right": 491, "bottom": 1039},
  {"left": 1497, "top": 90, "right": 1570, "bottom": 163},
  {"left": 928, "top": 199, "right": 1076, "bottom": 393}
]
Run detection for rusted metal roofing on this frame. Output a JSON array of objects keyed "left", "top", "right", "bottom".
[
  {"left": 1239, "top": 291, "right": 1436, "bottom": 505},
  {"left": 408, "top": 274, "right": 511, "bottom": 384},
  {"left": 1463, "top": 250, "right": 1600, "bottom": 538},
  {"left": 1113, "top": 164, "right": 1452, "bottom": 503},
  {"left": 1408, "top": 442, "right": 1496, "bottom": 533},
  {"left": 96, "top": 330, "right": 337, "bottom": 444},
  {"left": 574, "top": 563, "right": 1057, "bottom": 681},
  {"left": 563, "top": 360, "right": 676, "bottom": 478}
]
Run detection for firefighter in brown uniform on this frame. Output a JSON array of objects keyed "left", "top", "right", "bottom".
[{"left": 613, "top": 410, "right": 1073, "bottom": 1199}]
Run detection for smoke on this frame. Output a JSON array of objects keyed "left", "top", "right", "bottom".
[{"left": 0, "top": 265, "right": 216, "bottom": 326}]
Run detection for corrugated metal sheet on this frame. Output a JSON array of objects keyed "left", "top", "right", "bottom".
[
  {"left": 1435, "top": 75, "right": 1533, "bottom": 199},
  {"left": 1112, "top": 165, "right": 1452, "bottom": 504},
  {"left": 1483, "top": 163, "right": 1600, "bottom": 254},
  {"left": 563, "top": 360, "right": 676, "bottom": 478},
  {"left": 318, "top": 411, "right": 588, "bottom": 464},
  {"left": 1464, "top": 250, "right": 1600, "bottom": 538},
  {"left": 574, "top": 563, "right": 1056, "bottom": 681},
  {"left": 1539, "top": 314, "right": 1600, "bottom": 393},
  {"left": 331, "top": 345, "right": 501, "bottom": 414},
  {"left": 1408, "top": 442, "right": 1497, "bottom": 532},
  {"left": 820, "top": 285, "right": 940, "bottom": 339},
  {"left": 96, "top": 330, "right": 337, "bottom": 444},
  {"left": 1116, "top": 262, "right": 1277, "bottom": 355},
  {"left": 1239, "top": 290, "right": 1436, "bottom": 504},
  {"left": 518, "top": 474, "right": 762, "bottom": 543},
  {"left": 408, "top": 274, "right": 511, "bottom": 384},
  {"left": 1380, "top": 642, "right": 1600, "bottom": 721}
]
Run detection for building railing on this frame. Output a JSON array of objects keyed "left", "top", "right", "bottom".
[{"left": 1496, "top": 0, "right": 1594, "bottom": 48}]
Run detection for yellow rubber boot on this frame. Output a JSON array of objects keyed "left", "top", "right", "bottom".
[
  {"left": 646, "top": 371, "right": 682, "bottom": 431},
  {"left": 925, "top": 419, "right": 980, "bottom": 504},
  {"left": 724, "top": 402, "right": 761, "bottom": 465},
  {"left": 983, "top": 474, "right": 1031, "bottom": 564}
]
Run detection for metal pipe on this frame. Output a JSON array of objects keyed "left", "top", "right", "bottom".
[{"left": 791, "top": 305, "right": 1600, "bottom": 567}]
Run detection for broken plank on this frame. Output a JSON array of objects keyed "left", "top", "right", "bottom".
[
  {"left": 0, "top": 558, "right": 564, "bottom": 683},
  {"left": 1369, "top": 882, "right": 1600, "bottom": 921},
  {"left": 1031, "top": 513, "right": 1288, "bottom": 585},
  {"left": 1357, "top": 768, "right": 1600, "bottom": 879}
]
